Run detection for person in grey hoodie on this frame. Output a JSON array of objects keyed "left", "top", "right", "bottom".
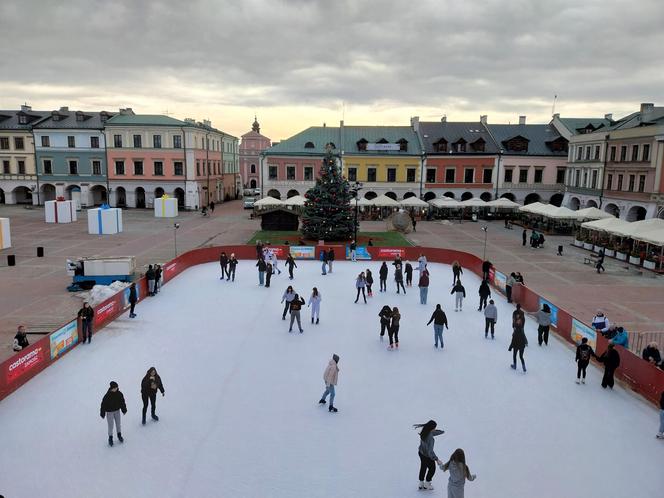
[
  {"left": 441, "top": 448, "right": 477, "bottom": 498},
  {"left": 536, "top": 303, "right": 552, "bottom": 346},
  {"left": 484, "top": 299, "right": 498, "bottom": 339},
  {"left": 281, "top": 286, "right": 296, "bottom": 320},
  {"left": 413, "top": 420, "right": 444, "bottom": 490},
  {"left": 450, "top": 280, "right": 466, "bottom": 311}
]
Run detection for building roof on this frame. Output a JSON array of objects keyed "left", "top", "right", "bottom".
[
  {"left": 0, "top": 109, "right": 53, "bottom": 130},
  {"left": 486, "top": 123, "right": 568, "bottom": 156},
  {"left": 342, "top": 125, "right": 422, "bottom": 155},
  {"left": 605, "top": 107, "right": 664, "bottom": 131},
  {"left": 34, "top": 109, "right": 115, "bottom": 129},
  {"left": 263, "top": 126, "right": 341, "bottom": 156},
  {"left": 557, "top": 117, "right": 612, "bottom": 135},
  {"left": 106, "top": 114, "right": 187, "bottom": 127},
  {"left": 241, "top": 129, "right": 271, "bottom": 140},
  {"left": 419, "top": 121, "right": 499, "bottom": 154}
]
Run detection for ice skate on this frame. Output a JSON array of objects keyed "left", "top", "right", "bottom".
[
  {"left": 328, "top": 405, "right": 338, "bottom": 413},
  {"left": 299, "top": 328, "right": 304, "bottom": 333},
  {"left": 423, "top": 481, "right": 434, "bottom": 490},
  {"left": 581, "top": 379, "right": 585, "bottom": 384},
  {"left": 418, "top": 481, "right": 425, "bottom": 490},
  {"left": 151, "top": 414, "right": 159, "bottom": 421},
  {"left": 108, "top": 435, "right": 113, "bottom": 447},
  {"left": 117, "top": 432, "right": 124, "bottom": 443},
  {"left": 311, "top": 317, "right": 314, "bottom": 324},
  {"left": 142, "top": 415, "right": 146, "bottom": 425},
  {"left": 656, "top": 433, "right": 664, "bottom": 439},
  {"left": 576, "top": 379, "right": 581, "bottom": 384},
  {"left": 316, "top": 318, "right": 319, "bottom": 324},
  {"left": 319, "top": 399, "right": 326, "bottom": 405},
  {"left": 511, "top": 363, "right": 516, "bottom": 370}
]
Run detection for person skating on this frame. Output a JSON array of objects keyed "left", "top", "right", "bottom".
[
  {"left": 255, "top": 240, "right": 264, "bottom": 260},
  {"left": 418, "top": 266, "right": 430, "bottom": 305},
  {"left": 379, "top": 262, "right": 388, "bottom": 292},
  {"left": 78, "top": 302, "right": 94, "bottom": 344},
  {"left": 598, "top": 343, "right": 620, "bottom": 389},
  {"left": 379, "top": 305, "right": 392, "bottom": 340},
  {"left": 270, "top": 251, "right": 282, "bottom": 275},
  {"left": 219, "top": 251, "right": 229, "bottom": 280},
  {"left": 100, "top": 381, "right": 127, "bottom": 447},
  {"left": 481, "top": 260, "right": 492, "bottom": 281},
  {"left": 365, "top": 269, "right": 374, "bottom": 297},
  {"left": 308, "top": 287, "right": 322, "bottom": 324},
  {"left": 522, "top": 229, "right": 527, "bottom": 246},
  {"left": 413, "top": 420, "right": 444, "bottom": 490},
  {"left": 452, "top": 261, "right": 463, "bottom": 285},
  {"left": 509, "top": 307, "right": 528, "bottom": 372},
  {"left": 228, "top": 253, "right": 238, "bottom": 282},
  {"left": 418, "top": 253, "right": 428, "bottom": 272},
  {"left": 281, "top": 286, "right": 296, "bottom": 319},
  {"left": 441, "top": 448, "right": 476, "bottom": 498},
  {"left": 319, "top": 354, "right": 340, "bottom": 412},
  {"left": 146, "top": 264, "right": 156, "bottom": 296},
  {"left": 512, "top": 303, "right": 525, "bottom": 330},
  {"left": 154, "top": 264, "right": 162, "bottom": 294},
  {"left": 285, "top": 253, "right": 297, "bottom": 280},
  {"left": 288, "top": 293, "right": 306, "bottom": 333},
  {"left": 350, "top": 240, "right": 357, "bottom": 262},
  {"left": 478, "top": 279, "right": 491, "bottom": 311},
  {"left": 505, "top": 272, "right": 516, "bottom": 303},
  {"left": 575, "top": 337, "right": 595, "bottom": 384},
  {"left": 256, "top": 257, "right": 267, "bottom": 286},
  {"left": 451, "top": 280, "right": 466, "bottom": 312},
  {"left": 141, "top": 367, "right": 165, "bottom": 425},
  {"left": 388, "top": 307, "right": 401, "bottom": 349},
  {"left": 320, "top": 249, "right": 328, "bottom": 275},
  {"left": 427, "top": 304, "right": 448, "bottom": 349},
  {"left": 657, "top": 391, "right": 664, "bottom": 439},
  {"left": 354, "top": 272, "right": 367, "bottom": 304},
  {"left": 327, "top": 248, "right": 335, "bottom": 273},
  {"left": 536, "top": 303, "right": 552, "bottom": 346},
  {"left": 395, "top": 264, "right": 406, "bottom": 294},
  {"left": 265, "top": 262, "right": 273, "bottom": 288},
  {"left": 484, "top": 300, "right": 497, "bottom": 339},
  {"left": 405, "top": 261, "right": 413, "bottom": 287},
  {"left": 393, "top": 254, "right": 403, "bottom": 269},
  {"left": 128, "top": 283, "right": 138, "bottom": 318},
  {"left": 13, "top": 325, "right": 29, "bottom": 351}
]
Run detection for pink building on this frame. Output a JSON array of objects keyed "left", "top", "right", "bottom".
[{"left": 239, "top": 117, "right": 270, "bottom": 190}]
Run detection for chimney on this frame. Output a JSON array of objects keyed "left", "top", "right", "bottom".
[
  {"left": 441, "top": 115, "right": 447, "bottom": 123},
  {"left": 323, "top": 122, "right": 326, "bottom": 127},
  {"left": 604, "top": 113, "right": 613, "bottom": 121},
  {"left": 519, "top": 115, "right": 526, "bottom": 125},
  {"left": 552, "top": 113, "right": 560, "bottom": 119},
  {"left": 410, "top": 116, "right": 419, "bottom": 132},
  {"left": 480, "top": 115, "right": 487, "bottom": 125},
  {"left": 21, "top": 104, "right": 32, "bottom": 112},
  {"left": 340, "top": 120, "right": 344, "bottom": 127},
  {"left": 203, "top": 119, "right": 211, "bottom": 127},
  {"left": 59, "top": 106, "right": 69, "bottom": 112},
  {"left": 119, "top": 108, "right": 134, "bottom": 115},
  {"left": 184, "top": 118, "right": 196, "bottom": 124},
  {"left": 640, "top": 103, "right": 654, "bottom": 115}
]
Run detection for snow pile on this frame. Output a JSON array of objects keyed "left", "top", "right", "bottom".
[{"left": 79, "top": 281, "right": 130, "bottom": 305}]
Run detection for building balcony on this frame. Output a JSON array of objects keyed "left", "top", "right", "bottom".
[
  {"left": 501, "top": 182, "right": 564, "bottom": 191},
  {"left": 606, "top": 160, "right": 654, "bottom": 169},
  {"left": 602, "top": 190, "right": 659, "bottom": 202},
  {"left": 0, "top": 174, "right": 37, "bottom": 181},
  {"left": 565, "top": 185, "right": 601, "bottom": 196},
  {"left": 424, "top": 182, "right": 492, "bottom": 189}
]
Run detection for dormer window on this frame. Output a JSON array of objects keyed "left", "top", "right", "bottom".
[
  {"left": 304, "top": 141, "right": 315, "bottom": 149},
  {"left": 357, "top": 138, "right": 368, "bottom": 151},
  {"left": 546, "top": 137, "right": 568, "bottom": 153},
  {"left": 397, "top": 138, "right": 408, "bottom": 152},
  {"left": 51, "top": 112, "right": 60, "bottom": 122},
  {"left": 18, "top": 114, "right": 28, "bottom": 124},
  {"left": 452, "top": 138, "right": 467, "bottom": 153},
  {"left": 471, "top": 138, "right": 485, "bottom": 152},
  {"left": 433, "top": 138, "right": 447, "bottom": 153},
  {"left": 503, "top": 136, "right": 529, "bottom": 152},
  {"left": 377, "top": 138, "right": 389, "bottom": 144}
]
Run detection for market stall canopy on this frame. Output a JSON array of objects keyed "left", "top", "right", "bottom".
[
  {"left": 487, "top": 198, "right": 520, "bottom": 209},
  {"left": 371, "top": 194, "right": 400, "bottom": 207},
  {"left": 636, "top": 227, "right": 664, "bottom": 246},
  {"left": 609, "top": 218, "right": 664, "bottom": 238},
  {"left": 354, "top": 197, "right": 374, "bottom": 207},
  {"left": 574, "top": 207, "right": 614, "bottom": 220},
  {"left": 460, "top": 198, "right": 488, "bottom": 208},
  {"left": 429, "top": 197, "right": 461, "bottom": 208},
  {"left": 253, "top": 196, "right": 283, "bottom": 207},
  {"left": 399, "top": 196, "right": 429, "bottom": 208},
  {"left": 283, "top": 195, "right": 307, "bottom": 206},
  {"left": 545, "top": 206, "right": 580, "bottom": 219},
  {"left": 518, "top": 202, "right": 547, "bottom": 214},
  {"left": 581, "top": 217, "right": 627, "bottom": 232}
]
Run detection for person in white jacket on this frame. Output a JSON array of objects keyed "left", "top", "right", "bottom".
[
  {"left": 308, "top": 287, "right": 322, "bottom": 324},
  {"left": 591, "top": 311, "right": 610, "bottom": 334},
  {"left": 13, "top": 325, "right": 29, "bottom": 351},
  {"left": 318, "top": 354, "right": 340, "bottom": 413}
]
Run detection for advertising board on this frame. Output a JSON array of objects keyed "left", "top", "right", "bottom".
[
  {"left": 492, "top": 270, "right": 507, "bottom": 294},
  {"left": 6, "top": 343, "right": 46, "bottom": 383},
  {"left": 377, "top": 248, "right": 406, "bottom": 259},
  {"left": 345, "top": 245, "right": 371, "bottom": 260},
  {"left": 289, "top": 246, "right": 315, "bottom": 259},
  {"left": 571, "top": 318, "right": 597, "bottom": 350},
  {"left": 49, "top": 320, "right": 78, "bottom": 359}
]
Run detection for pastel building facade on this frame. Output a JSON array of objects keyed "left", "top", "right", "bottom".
[{"left": 240, "top": 117, "right": 271, "bottom": 190}]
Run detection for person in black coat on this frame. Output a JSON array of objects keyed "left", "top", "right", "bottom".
[
  {"left": 146, "top": 265, "right": 156, "bottom": 296},
  {"left": 481, "top": 260, "right": 492, "bottom": 281},
  {"left": 642, "top": 343, "right": 661, "bottom": 366},
  {"left": 598, "top": 343, "right": 621, "bottom": 389},
  {"left": 522, "top": 229, "right": 527, "bottom": 246},
  {"left": 256, "top": 240, "right": 264, "bottom": 260},
  {"left": 575, "top": 337, "right": 595, "bottom": 384},
  {"left": 13, "top": 325, "right": 29, "bottom": 351},
  {"left": 128, "top": 283, "right": 138, "bottom": 318},
  {"left": 78, "top": 302, "right": 94, "bottom": 344},
  {"left": 141, "top": 367, "right": 165, "bottom": 425},
  {"left": 256, "top": 258, "right": 267, "bottom": 286},
  {"left": 327, "top": 249, "right": 335, "bottom": 273},
  {"left": 378, "top": 305, "right": 392, "bottom": 339},
  {"left": 509, "top": 309, "right": 528, "bottom": 372},
  {"left": 405, "top": 261, "right": 413, "bottom": 287},
  {"left": 228, "top": 254, "right": 238, "bottom": 282},
  {"left": 658, "top": 392, "right": 664, "bottom": 439},
  {"left": 285, "top": 254, "right": 298, "bottom": 280},
  {"left": 100, "top": 381, "right": 127, "bottom": 446},
  {"left": 154, "top": 264, "right": 162, "bottom": 294},
  {"left": 265, "top": 262, "right": 274, "bottom": 288},
  {"left": 365, "top": 269, "right": 374, "bottom": 297},
  {"left": 219, "top": 251, "right": 229, "bottom": 280},
  {"left": 379, "top": 262, "right": 388, "bottom": 292},
  {"left": 478, "top": 280, "right": 491, "bottom": 311}
]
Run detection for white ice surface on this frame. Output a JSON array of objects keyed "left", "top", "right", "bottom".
[{"left": 0, "top": 261, "right": 662, "bottom": 498}]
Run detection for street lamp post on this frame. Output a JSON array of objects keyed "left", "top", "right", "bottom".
[
  {"left": 351, "top": 181, "right": 363, "bottom": 243},
  {"left": 173, "top": 223, "right": 180, "bottom": 257},
  {"left": 481, "top": 225, "right": 488, "bottom": 261}
]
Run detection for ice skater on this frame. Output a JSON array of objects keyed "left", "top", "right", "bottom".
[
  {"left": 418, "top": 253, "right": 428, "bottom": 272},
  {"left": 441, "top": 448, "right": 476, "bottom": 498},
  {"left": 154, "top": 265, "right": 162, "bottom": 294},
  {"left": 418, "top": 265, "right": 430, "bottom": 304},
  {"left": 395, "top": 264, "right": 406, "bottom": 294},
  {"left": 413, "top": 420, "right": 444, "bottom": 490},
  {"left": 484, "top": 299, "right": 497, "bottom": 339},
  {"left": 509, "top": 308, "right": 528, "bottom": 372},
  {"left": 255, "top": 240, "right": 264, "bottom": 260},
  {"left": 657, "top": 391, "right": 664, "bottom": 439},
  {"left": 270, "top": 251, "right": 282, "bottom": 275},
  {"left": 320, "top": 249, "right": 328, "bottom": 275},
  {"left": 506, "top": 272, "right": 516, "bottom": 303},
  {"left": 100, "top": 381, "right": 127, "bottom": 447},
  {"left": 536, "top": 303, "right": 552, "bottom": 346},
  {"left": 78, "top": 301, "right": 94, "bottom": 344},
  {"left": 256, "top": 257, "right": 267, "bottom": 286},
  {"left": 405, "top": 261, "right": 413, "bottom": 287},
  {"left": 219, "top": 251, "right": 229, "bottom": 280},
  {"left": 452, "top": 261, "right": 463, "bottom": 285},
  {"left": 354, "top": 272, "right": 367, "bottom": 303},
  {"left": 451, "top": 280, "right": 466, "bottom": 311},
  {"left": 350, "top": 240, "right": 357, "bottom": 261},
  {"left": 128, "top": 283, "right": 138, "bottom": 318},
  {"left": 379, "top": 261, "right": 388, "bottom": 292},
  {"left": 265, "top": 262, "right": 273, "bottom": 288},
  {"left": 365, "top": 269, "right": 374, "bottom": 297},
  {"left": 327, "top": 248, "right": 335, "bottom": 273},
  {"left": 288, "top": 293, "right": 305, "bottom": 333},
  {"left": 146, "top": 265, "right": 156, "bottom": 296},
  {"left": 379, "top": 305, "right": 392, "bottom": 340},
  {"left": 598, "top": 343, "right": 620, "bottom": 389},
  {"left": 388, "top": 307, "right": 401, "bottom": 349},
  {"left": 481, "top": 260, "right": 492, "bottom": 281},
  {"left": 141, "top": 367, "right": 165, "bottom": 425},
  {"left": 285, "top": 253, "right": 297, "bottom": 279},
  {"left": 308, "top": 287, "right": 322, "bottom": 324},
  {"left": 13, "top": 325, "right": 29, "bottom": 351},
  {"left": 478, "top": 279, "right": 491, "bottom": 311},
  {"left": 427, "top": 304, "right": 448, "bottom": 349},
  {"left": 228, "top": 253, "right": 238, "bottom": 281},
  {"left": 281, "top": 286, "right": 296, "bottom": 319},
  {"left": 575, "top": 337, "right": 595, "bottom": 384},
  {"left": 318, "top": 354, "right": 340, "bottom": 413}
]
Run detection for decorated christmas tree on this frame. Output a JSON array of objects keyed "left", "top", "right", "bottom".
[{"left": 301, "top": 147, "right": 355, "bottom": 241}]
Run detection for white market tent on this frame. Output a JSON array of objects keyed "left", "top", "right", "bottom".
[
  {"left": 283, "top": 195, "right": 307, "bottom": 206},
  {"left": 429, "top": 197, "right": 461, "bottom": 208},
  {"left": 459, "top": 197, "right": 488, "bottom": 208},
  {"left": 608, "top": 218, "right": 664, "bottom": 238},
  {"left": 546, "top": 206, "right": 580, "bottom": 219},
  {"left": 253, "top": 196, "right": 283, "bottom": 208},
  {"left": 399, "top": 196, "right": 429, "bottom": 208},
  {"left": 574, "top": 207, "right": 614, "bottom": 220},
  {"left": 487, "top": 198, "right": 520, "bottom": 209},
  {"left": 581, "top": 217, "right": 629, "bottom": 232},
  {"left": 518, "top": 202, "right": 547, "bottom": 214},
  {"left": 353, "top": 197, "right": 374, "bottom": 207},
  {"left": 637, "top": 227, "right": 664, "bottom": 245},
  {"left": 371, "top": 194, "right": 400, "bottom": 207}
]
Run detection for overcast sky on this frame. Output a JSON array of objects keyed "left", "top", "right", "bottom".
[{"left": 1, "top": 0, "right": 663, "bottom": 141}]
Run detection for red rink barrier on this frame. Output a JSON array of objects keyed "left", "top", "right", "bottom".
[{"left": 1, "top": 245, "right": 662, "bottom": 406}]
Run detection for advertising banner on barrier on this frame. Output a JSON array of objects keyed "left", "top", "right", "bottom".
[
  {"left": 6, "top": 343, "right": 46, "bottom": 383},
  {"left": 95, "top": 298, "right": 117, "bottom": 326},
  {"left": 122, "top": 285, "right": 140, "bottom": 309},
  {"left": 377, "top": 247, "right": 406, "bottom": 259},
  {"left": 345, "top": 245, "right": 371, "bottom": 260},
  {"left": 49, "top": 320, "right": 78, "bottom": 359},
  {"left": 290, "top": 246, "right": 315, "bottom": 259},
  {"left": 163, "top": 261, "right": 178, "bottom": 282},
  {"left": 264, "top": 247, "right": 286, "bottom": 258},
  {"left": 538, "top": 297, "right": 559, "bottom": 327},
  {"left": 493, "top": 270, "right": 507, "bottom": 294},
  {"left": 571, "top": 318, "right": 597, "bottom": 349}
]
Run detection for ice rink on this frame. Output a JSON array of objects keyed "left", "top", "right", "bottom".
[{"left": 0, "top": 260, "right": 662, "bottom": 498}]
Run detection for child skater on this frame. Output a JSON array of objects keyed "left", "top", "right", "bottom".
[{"left": 441, "top": 448, "right": 476, "bottom": 498}]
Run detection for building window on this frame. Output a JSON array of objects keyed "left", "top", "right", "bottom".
[
  {"left": 89, "top": 136, "right": 99, "bottom": 149},
  {"left": 0, "top": 137, "right": 9, "bottom": 149},
  {"left": 92, "top": 160, "right": 101, "bottom": 175},
  {"left": 617, "top": 174, "right": 623, "bottom": 190},
  {"left": 519, "top": 168, "right": 528, "bottom": 183},
  {"left": 15, "top": 137, "right": 25, "bottom": 150},
  {"left": 153, "top": 135, "right": 162, "bottom": 148},
  {"left": 591, "top": 170, "right": 598, "bottom": 189},
  {"left": 250, "top": 164, "right": 256, "bottom": 174},
  {"left": 556, "top": 168, "right": 565, "bottom": 184},
  {"left": 2, "top": 159, "right": 9, "bottom": 174},
  {"left": 464, "top": 168, "right": 474, "bottom": 183},
  {"left": 17, "top": 160, "right": 25, "bottom": 174},
  {"left": 534, "top": 169, "right": 543, "bottom": 183},
  {"left": 134, "top": 160, "right": 143, "bottom": 175},
  {"left": 41, "top": 136, "right": 50, "bottom": 147},
  {"left": 594, "top": 145, "right": 600, "bottom": 160},
  {"left": 406, "top": 168, "right": 416, "bottom": 183},
  {"left": 367, "top": 167, "right": 377, "bottom": 182},
  {"left": 583, "top": 171, "right": 588, "bottom": 187},
  {"left": 173, "top": 135, "right": 182, "bottom": 149},
  {"left": 43, "top": 159, "right": 52, "bottom": 174},
  {"left": 638, "top": 175, "right": 646, "bottom": 192},
  {"left": 196, "top": 161, "right": 200, "bottom": 176},
  {"left": 606, "top": 174, "right": 612, "bottom": 190},
  {"left": 115, "top": 160, "right": 125, "bottom": 175},
  {"left": 268, "top": 165, "right": 278, "bottom": 180},
  {"left": 69, "top": 160, "right": 78, "bottom": 174},
  {"left": 609, "top": 146, "right": 616, "bottom": 161},
  {"left": 628, "top": 174, "right": 635, "bottom": 191},
  {"left": 576, "top": 147, "right": 582, "bottom": 161},
  {"left": 348, "top": 167, "right": 357, "bottom": 182},
  {"left": 304, "top": 166, "right": 313, "bottom": 181},
  {"left": 133, "top": 135, "right": 142, "bottom": 148},
  {"left": 642, "top": 144, "right": 650, "bottom": 162},
  {"left": 387, "top": 168, "right": 397, "bottom": 182},
  {"left": 154, "top": 161, "right": 164, "bottom": 176},
  {"left": 574, "top": 170, "right": 580, "bottom": 187},
  {"left": 584, "top": 146, "right": 591, "bottom": 160},
  {"left": 113, "top": 134, "right": 122, "bottom": 148},
  {"left": 445, "top": 168, "right": 455, "bottom": 183},
  {"left": 286, "top": 166, "right": 296, "bottom": 180},
  {"left": 482, "top": 168, "right": 492, "bottom": 184},
  {"left": 18, "top": 114, "right": 27, "bottom": 124},
  {"left": 631, "top": 145, "right": 639, "bottom": 161},
  {"left": 504, "top": 169, "right": 513, "bottom": 183},
  {"left": 426, "top": 168, "right": 436, "bottom": 183},
  {"left": 620, "top": 145, "right": 627, "bottom": 161},
  {"left": 174, "top": 161, "right": 183, "bottom": 176}
]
